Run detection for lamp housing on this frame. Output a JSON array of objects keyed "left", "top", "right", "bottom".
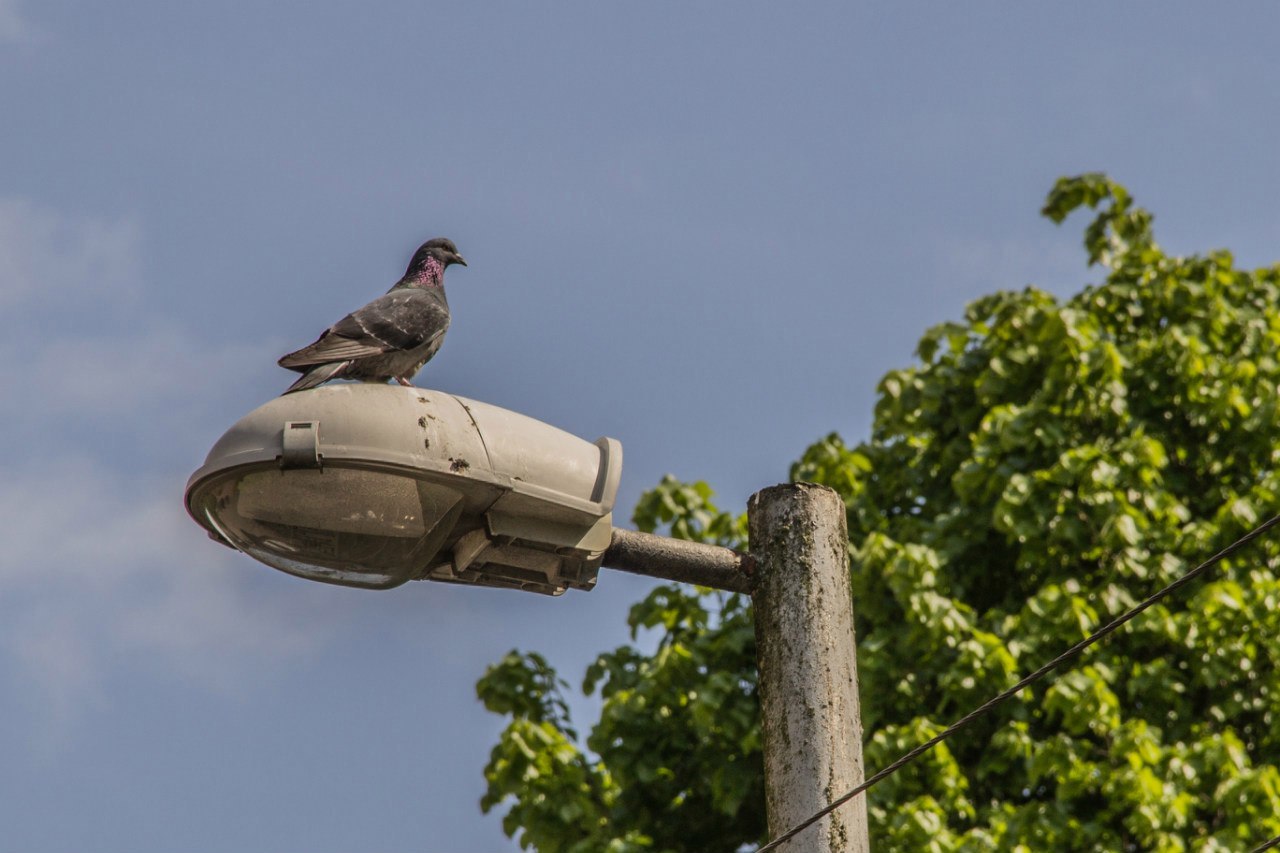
[{"left": 185, "top": 385, "right": 621, "bottom": 594}]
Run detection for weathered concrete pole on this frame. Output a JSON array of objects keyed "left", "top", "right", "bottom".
[{"left": 748, "top": 483, "right": 869, "bottom": 852}]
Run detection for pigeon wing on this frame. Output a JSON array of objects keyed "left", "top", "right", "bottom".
[{"left": 278, "top": 289, "right": 450, "bottom": 369}]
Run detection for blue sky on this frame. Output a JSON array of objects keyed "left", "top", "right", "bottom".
[{"left": 3, "top": 3, "right": 1279, "bottom": 851}]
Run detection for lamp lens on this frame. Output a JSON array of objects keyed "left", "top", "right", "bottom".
[{"left": 194, "top": 466, "right": 464, "bottom": 588}]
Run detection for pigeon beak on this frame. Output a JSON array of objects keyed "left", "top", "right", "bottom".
[{"left": 453, "top": 254, "right": 468, "bottom": 267}]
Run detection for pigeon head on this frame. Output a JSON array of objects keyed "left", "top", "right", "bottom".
[{"left": 405, "top": 238, "right": 467, "bottom": 285}]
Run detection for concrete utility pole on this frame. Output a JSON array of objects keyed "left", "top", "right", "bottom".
[
  {"left": 600, "top": 484, "right": 868, "bottom": 850},
  {"left": 748, "top": 483, "right": 869, "bottom": 853}
]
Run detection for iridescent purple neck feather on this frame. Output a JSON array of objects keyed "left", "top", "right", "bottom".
[{"left": 409, "top": 255, "right": 445, "bottom": 287}]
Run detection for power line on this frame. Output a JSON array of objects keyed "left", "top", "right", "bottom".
[{"left": 755, "top": 511, "right": 1280, "bottom": 852}]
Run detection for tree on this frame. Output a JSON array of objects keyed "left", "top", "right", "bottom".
[{"left": 476, "top": 175, "right": 1280, "bottom": 851}]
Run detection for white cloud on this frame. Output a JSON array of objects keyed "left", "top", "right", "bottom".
[
  {"left": 0, "top": 459, "right": 345, "bottom": 736},
  {"left": 0, "top": 195, "right": 281, "bottom": 426},
  {"left": 3, "top": 322, "right": 271, "bottom": 419},
  {"left": 0, "top": 0, "right": 36, "bottom": 43},
  {"left": 0, "top": 197, "right": 336, "bottom": 736},
  {"left": 0, "top": 197, "right": 140, "bottom": 309}
]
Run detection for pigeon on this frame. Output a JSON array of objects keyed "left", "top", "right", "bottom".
[{"left": 278, "top": 238, "right": 467, "bottom": 394}]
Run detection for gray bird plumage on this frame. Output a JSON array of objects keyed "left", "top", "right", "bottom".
[{"left": 279, "top": 238, "right": 466, "bottom": 394}]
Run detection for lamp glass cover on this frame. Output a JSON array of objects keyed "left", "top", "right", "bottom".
[{"left": 193, "top": 465, "right": 464, "bottom": 588}]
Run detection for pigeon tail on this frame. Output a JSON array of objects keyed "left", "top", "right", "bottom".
[{"left": 282, "top": 361, "right": 351, "bottom": 395}]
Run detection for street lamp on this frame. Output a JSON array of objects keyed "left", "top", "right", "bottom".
[
  {"left": 185, "top": 384, "right": 621, "bottom": 594},
  {"left": 185, "top": 383, "right": 867, "bottom": 851}
]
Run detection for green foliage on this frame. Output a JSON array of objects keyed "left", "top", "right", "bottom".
[
  {"left": 478, "top": 481, "right": 760, "bottom": 853},
  {"left": 479, "top": 176, "right": 1280, "bottom": 850},
  {"left": 632, "top": 474, "right": 748, "bottom": 547}
]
